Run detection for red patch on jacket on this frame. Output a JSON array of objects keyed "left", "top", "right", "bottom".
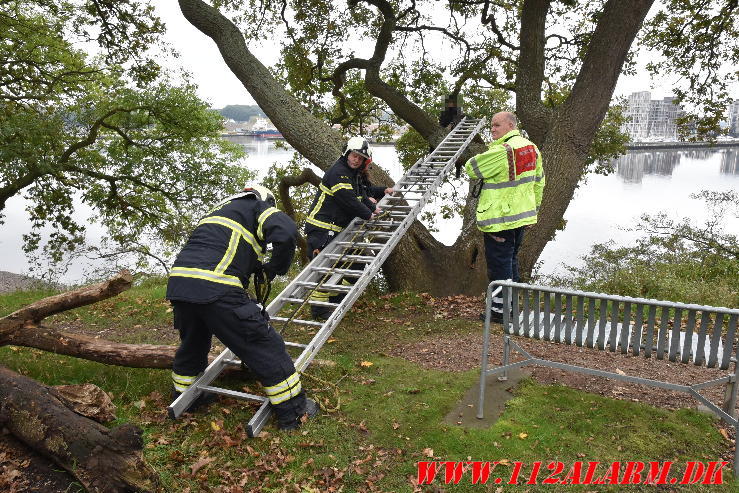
[{"left": 514, "top": 145, "right": 537, "bottom": 175}]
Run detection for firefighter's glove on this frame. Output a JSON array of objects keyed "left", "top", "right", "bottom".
[
  {"left": 455, "top": 159, "right": 464, "bottom": 178},
  {"left": 263, "top": 265, "right": 277, "bottom": 281}
]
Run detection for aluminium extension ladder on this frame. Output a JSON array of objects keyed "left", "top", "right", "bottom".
[{"left": 168, "top": 116, "right": 486, "bottom": 436}]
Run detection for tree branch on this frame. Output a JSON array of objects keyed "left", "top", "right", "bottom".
[
  {"left": 481, "top": 0, "right": 519, "bottom": 50},
  {"left": 278, "top": 168, "right": 322, "bottom": 264},
  {"left": 515, "top": 0, "right": 552, "bottom": 143},
  {"left": 0, "top": 270, "right": 133, "bottom": 337},
  {"left": 564, "top": 0, "right": 655, "bottom": 154},
  {"left": 178, "top": 0, "right": 343, "bottom": 170}
]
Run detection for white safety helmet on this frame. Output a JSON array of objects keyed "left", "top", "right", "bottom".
[
  {"left": 242, "top": 184, "right": 276, "bottom": 206},
  {"left": 343, "top": 136, "right": 373, "bottom": 165}
]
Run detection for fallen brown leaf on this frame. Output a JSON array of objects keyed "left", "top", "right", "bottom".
[{"left": 189, "top": 456, "right": 214, "bottom": 475}]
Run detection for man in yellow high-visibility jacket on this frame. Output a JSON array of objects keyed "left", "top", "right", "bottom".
[{"left": 465, "top": 112, "right": 545, "bottom": 322}]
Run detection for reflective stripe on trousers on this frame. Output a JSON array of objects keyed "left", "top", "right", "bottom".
[
  {"left": 172, "top": 371, "right": 196, "bottom": 392},
  {"left": 263, "top": 372, "right": 303, "bottom": 405}
]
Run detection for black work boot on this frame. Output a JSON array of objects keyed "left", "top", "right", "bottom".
[
  {"left": 310, "top": 305, "right": 331, "bottom": 322},
  {"left": 479, "top": 310, "right": 506, "bottom": 323},
  {"left": 277, "top": 398, "right": 320, "bottom": 431}
]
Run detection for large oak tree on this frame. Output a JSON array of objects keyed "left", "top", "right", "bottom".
[{"left": 174, "top": 0, "right": 737, "bottom": 295}]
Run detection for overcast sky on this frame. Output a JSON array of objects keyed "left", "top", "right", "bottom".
[{"left": 155, "top": 3, "right": 728, "bottom": 110}]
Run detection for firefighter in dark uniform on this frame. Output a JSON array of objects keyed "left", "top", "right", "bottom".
[
  {"left": 166, "top": 185, "right": 318, "bottom": 430},
  {"left": 304, "top": 137, "right": 394, "bottom": 320}
]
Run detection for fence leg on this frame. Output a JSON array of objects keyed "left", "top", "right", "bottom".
[
  {"left": 498, "top": 336, "right": 510, "bottom": 382},
  {"left": 477, "top": 284, "right": 497, "bottom": 420},
  {"left": 722, "top": 365, "right": 739, "bottom": 418}
]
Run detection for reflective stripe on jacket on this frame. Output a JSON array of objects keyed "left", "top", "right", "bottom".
[
  {"left": 465, "top": 129, "right": 545, "bottom": 233},
  {"left": 166, "top": 197, "right": 297, "bottom": 303},
  {"left": 305, "top": 156, "right": 374, "bottom": 234}
]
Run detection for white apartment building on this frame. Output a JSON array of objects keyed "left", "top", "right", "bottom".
[
  {"left": 622, "top": 91, "right": 651, "bottom": 141},
  {"left": 621, "top": 91, "right": 683, "bottom": 141},
  {"left": 727, "top": 100, "right": 739, "bottom": 137}
]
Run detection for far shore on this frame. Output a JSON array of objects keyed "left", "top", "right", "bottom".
[{"left": 624, "top": 140, "right": 739, "bottom": 150}]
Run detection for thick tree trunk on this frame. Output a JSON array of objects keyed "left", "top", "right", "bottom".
[
  {"left": 384, "top": 179, "right": 489, "bottom": 296},
  {"left": 0, "top": 365, "right": 159, "bottom": 492},
  {"left": 383, "top": 222, "right": 488, "bottom": 296},
  {"left": 518, "top": 130, "right": 586, "bottom": 277}
]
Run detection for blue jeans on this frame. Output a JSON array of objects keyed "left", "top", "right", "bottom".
[{"left": 483, "top": 227, "right": 525, "bottom": 313}]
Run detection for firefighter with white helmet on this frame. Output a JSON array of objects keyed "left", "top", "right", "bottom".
[
  {"left": 304, "top": 137, "right": 394, "bottom": 320},
  {"left": 166, "top": 183, "right": 319, "bottom": 429}
]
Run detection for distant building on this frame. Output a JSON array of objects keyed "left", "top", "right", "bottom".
[
  {"left": 727, "top": 100, "right": 739, "bottom": 137},
  {"left": 622, "top": 91, "right": 651, "bottom": 141},
  {"left": 621, "top": 91, "right": 683, "bottom": 142},
  {"left": 648, "top": 97, "right": 681, "bottom": 141}
]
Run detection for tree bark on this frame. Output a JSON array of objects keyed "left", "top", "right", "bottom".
[{"left": 0, "top": 365, "right": 159, "bottom": 492}]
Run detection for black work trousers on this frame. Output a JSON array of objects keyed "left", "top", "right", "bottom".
[{"left": 172, "top": 290, "right": 305, "bottom": 424}]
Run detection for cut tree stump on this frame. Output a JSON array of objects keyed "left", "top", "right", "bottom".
[{"left": 0, "top": 365, "right": 159, "bottom": 493}]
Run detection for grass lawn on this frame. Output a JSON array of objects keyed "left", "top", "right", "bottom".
[{"left": 1, "top": 277, "right": 736, "bottom": 492}]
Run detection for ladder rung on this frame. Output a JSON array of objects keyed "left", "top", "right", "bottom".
[
  {"left": 385, "top": 195, "right": 420, "bottom": 201},
  {"left": 362, "top": 231, "right": 393, "bottom": 237},
  {"left": 285, "top": 341, "right": 309, "bottom": 348},
  {"left": 295, "top": 281, "right": 353, "bottom": 292},
  {"left": 271, "top": 316, "right": 324, "bottom": 327},
  {"left": 281, "top": 297, "right": 340, "bottom": 308},
  {"left": 369, "top": 220, "right": 401, "bottom": 227},
  {"left": 386, "top": 183, "right": 427, "bottom": 192},
  {"left": 323, "top": 254, "right": 376, "bottom": 263},
  {"left": 336, "top": 242, "right": 385, "bottom": 249},
  {"left": 311, "top": 267, "right": 364, "bottom": 277},
  {"left": 198, "top": 385, "right": 268, "bottom": 402}
]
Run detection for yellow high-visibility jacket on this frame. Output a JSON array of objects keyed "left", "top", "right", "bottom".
[{"left": 465, "top": 129, "right": 545, "bottom": 233}]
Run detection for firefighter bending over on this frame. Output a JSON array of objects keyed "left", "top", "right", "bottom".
[{"left": 166, "top": 185, "right": 318, "bottom": 430}]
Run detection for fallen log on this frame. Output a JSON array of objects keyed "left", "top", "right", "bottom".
[
  {"left": 5, "top": 325, "right": 178, "bottom": 368},
  {"left": 0, "top": 270, "right": 134, "bottom": 338},
  {"left": 0, "top": 270, "right": 180, "bottom": 368},
  {"left": 0, "top": 365, "right": 159, "bottom": 493}
]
